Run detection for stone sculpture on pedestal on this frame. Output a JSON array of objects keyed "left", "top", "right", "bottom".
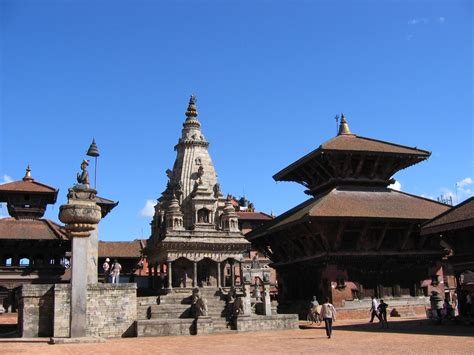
[{"left": 59, "top": 160, "right": 102, "bottom": 338}]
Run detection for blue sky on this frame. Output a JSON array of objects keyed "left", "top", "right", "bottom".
[{"left": 1, "top": 0, "right": 472, "bottom": 241}]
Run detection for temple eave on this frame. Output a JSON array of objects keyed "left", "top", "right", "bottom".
[{"left": 272, "top": 248, "right": 445, "bottom": 265}]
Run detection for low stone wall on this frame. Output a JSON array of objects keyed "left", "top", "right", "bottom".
[
  {"left": 235, "top": 314, "right": 299, "bottom": 332},
  {"left": 196, "top": 317, "right": 213, "bottom": 335},
  {"left": 54, "top": 283, "right": 137, "bottom": 338},
  {"left": 19, "top": 284, "right": 55, "bottom": 337},
  {"left": 19, "top": 283, "right": 137, "bottom": 338},
  {"left": 336, "top": 305, "right": 427, "bottom": 320},
  {"left": 136, "top": 318, "right": 195, "bottom": 337}
]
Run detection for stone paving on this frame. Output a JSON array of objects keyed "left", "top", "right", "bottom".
[{"left": 1, "top": 316, "right": 474, "bottom": 354}]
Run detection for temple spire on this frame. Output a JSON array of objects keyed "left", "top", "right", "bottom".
[
  {"left": 23, "top": 164, "right": 33, "bottom": 182},
  {"left": 184, "top": 94, "right": 201, "bottom": 128},
  {"left": 338, "top": 113, "right": 352, "bottom": 135}
]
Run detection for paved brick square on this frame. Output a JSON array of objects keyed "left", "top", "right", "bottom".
[{"left": 1, "top": 316, "right": 473, "bottom": 354}]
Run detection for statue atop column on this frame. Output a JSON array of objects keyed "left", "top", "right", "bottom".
[{"left": 76, "top": 159, "right": 91, "bottom": 190}]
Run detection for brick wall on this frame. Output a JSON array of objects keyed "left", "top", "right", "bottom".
[
  {"left": 86, "top": 283, "right": 137, "bottom": 338},
  {"left": 20, "top": 283, "right": 137, "bottom": 338},
  {"left": 19, "top": 284, "right": 55, "bottom": 337}
]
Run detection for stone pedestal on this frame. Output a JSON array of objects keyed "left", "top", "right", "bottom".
[{"left": 262, "top": 283, "right": 272, "bottom": 316}]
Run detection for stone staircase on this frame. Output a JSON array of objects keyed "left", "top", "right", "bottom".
[{"left": 138, "top": 287, "right": 235, "bottom": 336}]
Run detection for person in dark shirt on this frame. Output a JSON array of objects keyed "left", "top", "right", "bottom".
[{"left": 377, "top": 299, "right": 389, "bottom": 328}]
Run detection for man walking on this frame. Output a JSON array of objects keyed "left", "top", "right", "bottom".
[
  {"left": 102, "top": 257, "right": 110, "bottom": 283},
  {"left": 377, "top": 299, "right": 389, "bottom": 328},
  {"left": 320, "top": 297, "right": 337, "bottom": 339},
  {"left": 111, "top": 259, "right": 122, "bottom": 284},
  {"left": 370, "top": 296, "right": 381, "bottom": 323}
]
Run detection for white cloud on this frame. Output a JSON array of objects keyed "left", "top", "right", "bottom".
[
  {"left": 388, "top": 180, "right": 402, "bottom": 191},
  {"left": 456, "top": 177, "right": 473, "bottom": 189},
  {"left": 408, "top": 18, "right": 429, "bottom": 25},
  {"left": 1, "top": 175, "right": 13, "bottom": 184},
  {"left": 140, "top": 200, "right": 156, "bottom": 218}
]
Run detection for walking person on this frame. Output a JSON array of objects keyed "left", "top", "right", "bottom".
[
  {"left": 369, "top": 296, "right": 381, "bottom": 323},
  {"left": 102, "top": 258, "right": 110, "bottom": 283},
  {"left": 430, "top": 291, "right": 443, "bottom": 324},
  {"left": 111, "top": 259, "right": 122, "bottom": 284},
  {"left": 320, "top": 297, "right": 336, "bottom": 339},
  {"left": 377, "top": 299, "right": 389, "bottom": 328}
]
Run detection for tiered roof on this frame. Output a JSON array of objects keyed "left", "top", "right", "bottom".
[
  {"left": 273, "top": 115, "right": 431, "bottom": 195},
  {"left": 421, "top": 197, "right": 474, "bottom": 235},
  {"left": 0, "top": 218, "right": 67, "bottom": 240}
]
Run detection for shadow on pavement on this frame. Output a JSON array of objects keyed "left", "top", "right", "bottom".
[{"left": 325, "top": 318, "right": 474, "bottom": 337}]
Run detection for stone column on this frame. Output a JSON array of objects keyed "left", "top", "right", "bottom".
[
  {"left": 230, "top": 262, "right": 235, "bottom": 288},
  {"left": 86, "top": 226, "right": 99, "bottom": 284},
  {"left": 167, "top": 261, "right": 173, "bottom": 289},
  {"left": 262, "top": 283, "right": 272, "bottom": 316},
  {"left": 193, "top": 261, "right": 198, "bottom": 287},
  {"left": 243, "top": 283, "right": 252, "bottom": 316},
  {"left": 59, "top": 187, "right": 102, "bottom": 338},
  {"left": 148, "top": 263, "right": 153, "bottom": 289},
  {"left": 217, "top": 262, "right": 221, "bottom": 287}
]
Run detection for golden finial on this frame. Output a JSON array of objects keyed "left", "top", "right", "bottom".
[
  {"left": 338, "top": 113, "right": 352, "bottom": 135},
  {"left": 23, "top": 164, "right": 33, "bottom": 181}
]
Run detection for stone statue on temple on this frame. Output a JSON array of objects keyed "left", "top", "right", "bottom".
[
  {"left": 191, "top": 288, "right": 208, "bottom": 317},
  {"left": 251, "top": 255, "right": 261, "bottom": 269},
  {"left": 197, "top": 166, "right": 204, "bottom": 185},
  {"left": 76, "top": 159, "right": 90, "bottom": 189},
  {"left": 213, "top": 183, "right": 221, "bottom": 198}
]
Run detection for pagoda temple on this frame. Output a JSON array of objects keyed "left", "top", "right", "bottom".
[
  {"left": 248, "top": 115, "right": 451, "bottom": 308},
  {"left": 146, "top": 96, "right": 250, "bottom": 289},
  {"left": 0, "top": 166, "right": 69, "bottom": 312}
]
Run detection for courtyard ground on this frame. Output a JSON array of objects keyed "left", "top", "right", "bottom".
[{"left": 1, "top": 315, "right": 473, "bottom": 354}]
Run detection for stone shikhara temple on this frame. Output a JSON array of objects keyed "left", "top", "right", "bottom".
[
  {"left": 248, "top": 116, "right": 451, "bottom": 315},
  {"left": 137, "top": 96, "right": 298, "bottom": 336},
  {"left": 146, "top": 95, "right": 250, "bottom": 289}
]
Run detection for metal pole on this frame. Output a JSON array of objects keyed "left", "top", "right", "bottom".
[{"left": 94, "top": 156, "right": 98, "bottom": 189}]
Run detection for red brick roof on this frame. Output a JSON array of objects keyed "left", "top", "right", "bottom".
[
  {"left": 98, "top": 240, "right": 143, "bottom": 258},
  {"left": 236, "top": 211, "right": 273, "bottom": 221},
  {"left": 321, "top": 134, "right": 430, "bottom": 155},
  {"left": 421, "top": 197, "right": 474, "bottom": 235},
  {"left": 274, "top": 134, "right": 430, "bottom": 182},
  {"left": 249, "top": 187, "right": 450, "bottom": 238},
  {"left": 0, "top": 179, "right": 57, "bottom": 194},
  {"left": 0, "top": 218, "right": 67, "bottom": 240}
]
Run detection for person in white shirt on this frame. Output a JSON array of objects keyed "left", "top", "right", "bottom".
[
  {"left": 111, "top": 259, "right": 122, "bottom": 284},
  {"left": 320, "top": 298, "right": 337, "bottom": 339},
  {"left": 369, "top": 296, "right": 381, "bottom": 323}
]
